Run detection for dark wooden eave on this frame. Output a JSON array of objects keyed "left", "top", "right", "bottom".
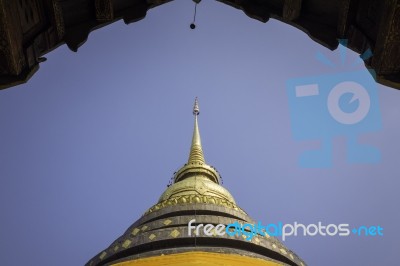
[{"left": 0, "top": 0, "right": 399, "bottom": 90}]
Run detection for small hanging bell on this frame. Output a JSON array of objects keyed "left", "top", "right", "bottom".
[{"left": 190, "top": 0, "right": 200, "bottom": 29}]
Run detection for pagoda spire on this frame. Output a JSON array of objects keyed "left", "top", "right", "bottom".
[
  {"left": 188, "top": 97, "right": 205, "bottom": 164},
  {"left": 173, "top": 98, "right": 220, "bottom": 184}
]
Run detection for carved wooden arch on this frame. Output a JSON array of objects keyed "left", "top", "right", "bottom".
[{"left": 0, "top": 0, "right": 399, "bottom": 90}]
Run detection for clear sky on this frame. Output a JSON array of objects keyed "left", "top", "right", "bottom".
[{"left": 1, "top": 1, "right": 399, "bottom": 265}]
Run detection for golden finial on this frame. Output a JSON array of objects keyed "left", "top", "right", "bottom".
[
  {"left": 193, "top": 97, "right": 200, "bottom": 115},
  {"left": 172, "top": 97, "right": 221, "bottom": 184},
  {"left": 188, "top": 97, "right": 205, "bottom": 164}
]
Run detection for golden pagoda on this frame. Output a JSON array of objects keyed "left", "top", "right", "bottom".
[{"left": 86, "top": 98, "right": 306, "bottom": 266}]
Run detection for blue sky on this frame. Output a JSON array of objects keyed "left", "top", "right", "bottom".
[{"left": 0, "top": 1, "right": 399, "bottom": 265}]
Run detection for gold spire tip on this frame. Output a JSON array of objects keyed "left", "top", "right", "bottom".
[
  {"left": 188, "top": 97, "right": 204, "bottom": 164},
  {"left": 193, "top": 97, "right": 200, "bottom": 116}
]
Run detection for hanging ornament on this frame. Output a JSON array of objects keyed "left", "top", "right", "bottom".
[{"left": 190, "top": 0, "right": 201, "bottom": 29}]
